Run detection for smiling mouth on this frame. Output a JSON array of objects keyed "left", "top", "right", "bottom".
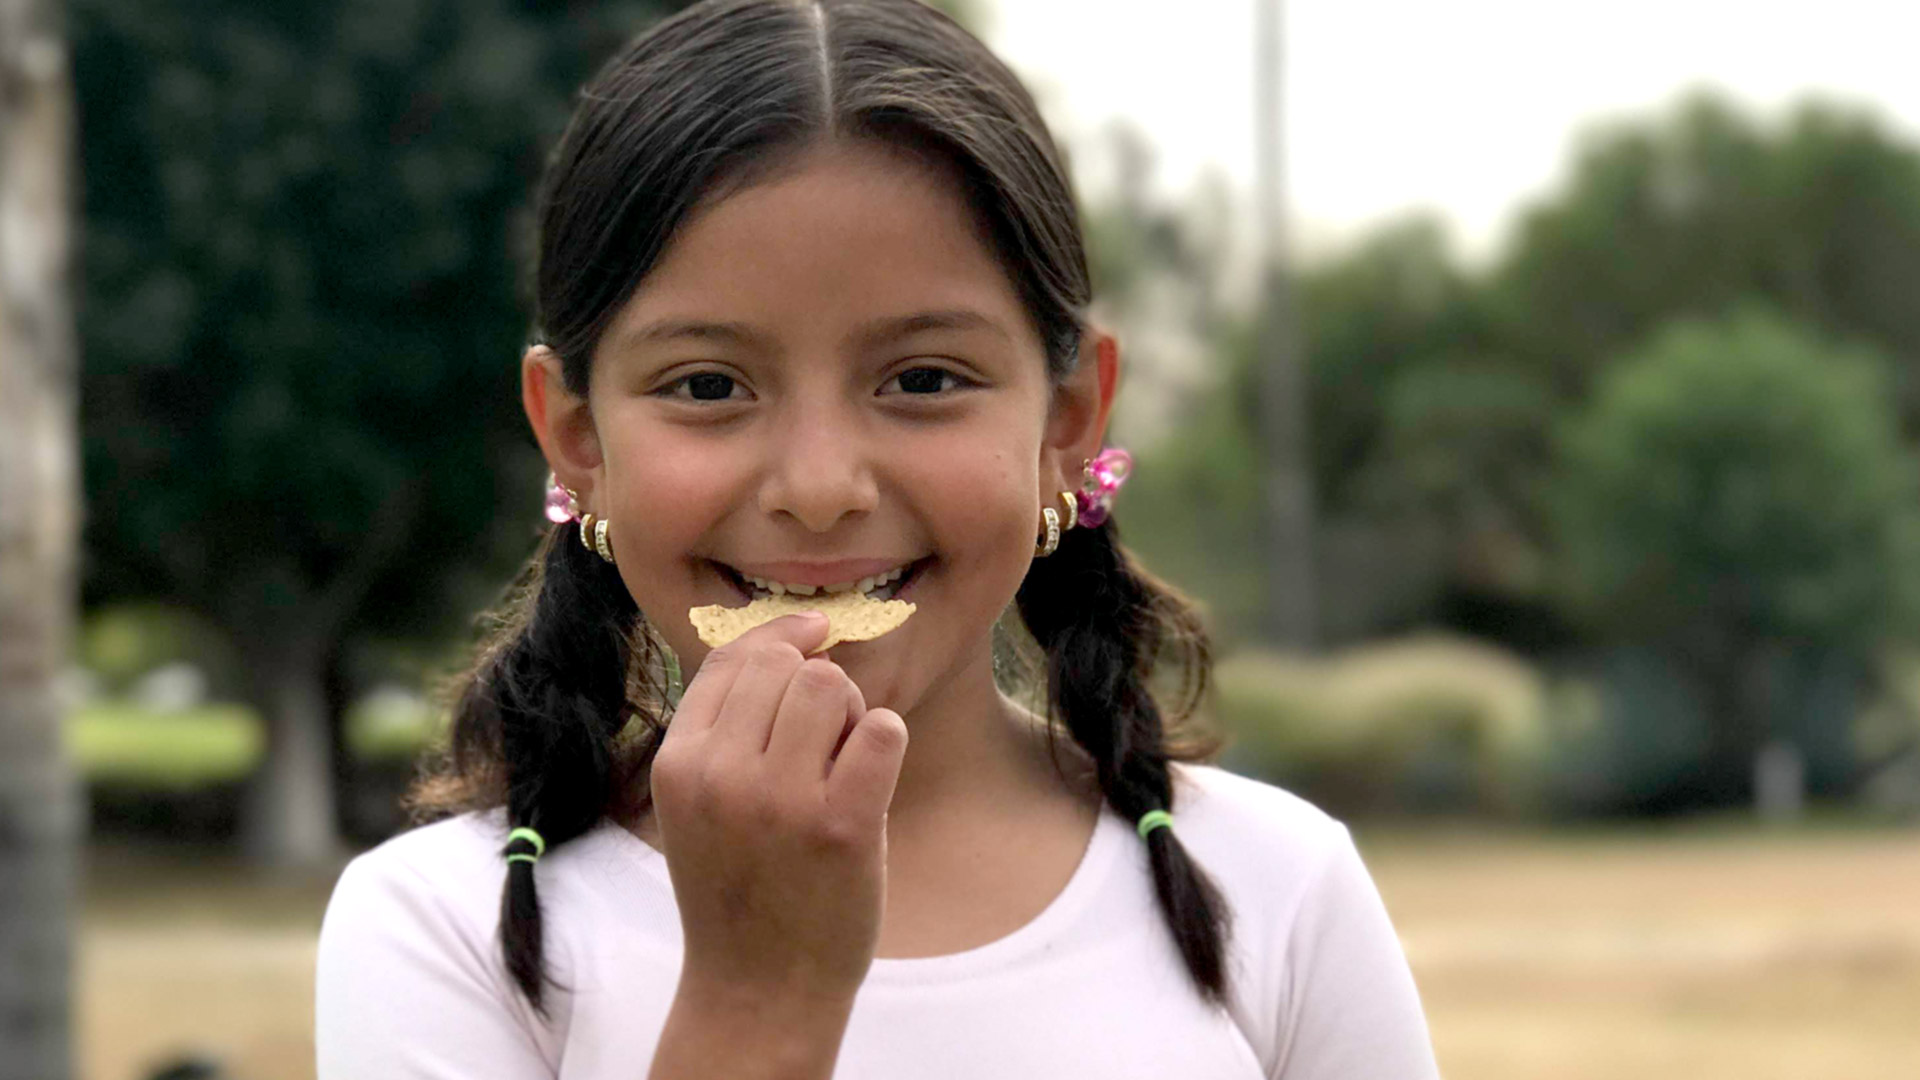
[{"left": 708, "top": 556, "right": 933, "bottom": 604}]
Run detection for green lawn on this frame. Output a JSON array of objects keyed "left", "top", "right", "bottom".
[{"left": 67, "top": 698, "right": 440, "bottom": 787}]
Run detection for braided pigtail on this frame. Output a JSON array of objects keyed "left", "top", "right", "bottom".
[
  {"left": 1014, "top": 517, "right": 1233, "bottom": 1008},
  {"left": 442, "top": 522, "right": 646, "bottom": 1020}
]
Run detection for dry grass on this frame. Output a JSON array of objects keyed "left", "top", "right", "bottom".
[
  {"left": 78, "top": 823, "right": 1920, "bottom": 1080},
  {"left": 1363, "top": 823, "right": 1920, "bottom": 1079}
]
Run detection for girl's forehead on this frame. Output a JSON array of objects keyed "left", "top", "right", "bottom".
[{"left": 610, "top": 141, "right": 1036, "bottom": 349}]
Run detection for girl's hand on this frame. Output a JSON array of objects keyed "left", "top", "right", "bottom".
[{"left": 650, "top": 612, "right": 909, "bottom": 1000}]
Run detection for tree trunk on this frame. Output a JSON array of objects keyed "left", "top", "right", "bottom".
[
  {"left": 322, "top": 639, "right": 359, "bottom": 831},
  {"left": 0, "top": 0, "right": 83, "bottom": 1075},
  {"left": 1753, "top": 738, "right": 1806, "bottom": 822},
  {"left": 1743, "top": 643, "right": 1804, "bottom": 821},
  {"left": 238, "top": 642, "right": 343, "bottom": 866}
]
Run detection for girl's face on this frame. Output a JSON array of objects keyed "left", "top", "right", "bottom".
[{"left": 528, "top": 139, "right": 1112, "bottom": 713}]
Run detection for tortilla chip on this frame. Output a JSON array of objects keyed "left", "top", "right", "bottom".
[{"left": 689, "top": 589, "right": 916, "bottom": 652}]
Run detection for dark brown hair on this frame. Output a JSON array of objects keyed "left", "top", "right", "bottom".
[{"left": 405, "top": 0, "right": 1233, "bottom": 1019}]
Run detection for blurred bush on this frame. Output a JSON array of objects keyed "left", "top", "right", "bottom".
[
  {"left": 1538, "top": 645, "right": 1875, "bottom": 816},
  {"left": 1214, "top": 634, "right": 1548, "bottom": 817},
  {"left": 70, "top": 704, "right": 262, "bottom": 789},
  {"left": 69, "top": 694, "right": 438, "bottom": 785},
  {"left": 70, "top": 691, "right": 441, "bottom": 842},
  {"left": 79, "top": 604, "right": 238, "bottom": 700}
]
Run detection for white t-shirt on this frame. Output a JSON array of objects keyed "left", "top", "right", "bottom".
[{"left": 316, "top": 761, "right": 1440, "bottom": 1079}]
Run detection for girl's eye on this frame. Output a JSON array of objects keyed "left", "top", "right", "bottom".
[
  {"left": 659, "top": 371, "right": 744, "bottom": 402},
  {"left": 883, "top": 366, "right": 970, "bottom": 396}
]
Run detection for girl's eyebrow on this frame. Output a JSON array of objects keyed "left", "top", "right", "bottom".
[{"left": 620, "top": 309, "right": 1012, "bottom": 353}]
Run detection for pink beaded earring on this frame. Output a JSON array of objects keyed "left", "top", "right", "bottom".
[
  {"left": 1035, "top": 446, "right": 1133, "bottom": 558},
  {"left": 1074, "top": 447, "right": 1132, "bottom": 527},
  {"left": 544, "top": 473, "right": 615, "bottom": 564}
]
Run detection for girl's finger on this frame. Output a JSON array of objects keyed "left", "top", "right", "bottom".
[
  {"left": 764, "top": 657, "right": 862, "bottom": 778},
  {"left": 669, "top": 613, "right": 829, "bottom": 736},
  {"left": 825, "top": 707, "right": 909, "bottom": 827},
  {"left": 707, "top": 635, "right": 811, "bottom": 753}
]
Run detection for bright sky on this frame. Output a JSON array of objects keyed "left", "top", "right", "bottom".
[{"left": 984, "top": 0, "right": 1920, "bottom": 270}]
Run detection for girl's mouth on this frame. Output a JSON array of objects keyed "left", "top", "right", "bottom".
[{"left": 707, "top": 556, "right": 933, "bottom": 605}]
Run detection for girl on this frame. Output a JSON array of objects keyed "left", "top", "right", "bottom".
[{"left": 314, "top": 1, "right": 1440, "bottom": 1077}]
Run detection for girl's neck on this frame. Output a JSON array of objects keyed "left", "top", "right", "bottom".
[{"left": 880, "top": 640, "right": 1094, "bottom": 841}]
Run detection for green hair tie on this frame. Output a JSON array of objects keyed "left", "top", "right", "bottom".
[
  {"left": 506, "top": 826, "right": 546, "bottom": 866},
  {"left": 1136, "top": 809, "right": 1173, "bottom": 840}
]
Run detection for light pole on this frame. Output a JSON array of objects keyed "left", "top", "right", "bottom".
[{"left": 1254, "top": 0, "right": 1317, "bottom": 648}]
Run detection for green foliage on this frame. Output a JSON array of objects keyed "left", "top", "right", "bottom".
[
  {"left": 1541, "top": 305, "right": 1920, "bottom": 805},
  {"left": 1120, "top": 317, "right": 1269, "bottom": 643},
  {"left": 1298, "top": 216, "right": 1493, "bottom": 515},
  {"left": 1213, "top": 637, "right": 1549, "bottom": 816},
  {"left": 73, "top": 0, "right": 693, "bottom": 664},
  {"left": 1492, "top": 89, "right": 1920, "bottom": 413},
  {"left": 343, "top": 691, "right": 446, "bottom": 761},
  {"left": 79, "top": 604, "right": 235, "bottom": 696},
  {"left": 1550, "top": 303, "right": 1920, "bottom": 650}
]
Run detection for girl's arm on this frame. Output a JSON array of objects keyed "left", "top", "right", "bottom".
[
  {"left": 1274, "top": 824, "right": 1442, "bottom": 1079},
  {"left": 648, "top": 969, "right": 856, "bottom": 1080}
]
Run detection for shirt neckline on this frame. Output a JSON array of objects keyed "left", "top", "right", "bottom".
[{"left": 599, "top": 801, "right": 1124, "bottom": 984}]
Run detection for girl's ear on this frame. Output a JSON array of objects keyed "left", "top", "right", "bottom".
[
  {"left": 1043, "top": 326, "right": 1121, "bottom": 491},
  {"left": 522, "top": 345, "right": 604, "bottom": 496}
]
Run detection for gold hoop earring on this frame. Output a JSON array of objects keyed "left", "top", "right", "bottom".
[
  {"left": 593, "top": 517, "right": 615, "bottom": 564},
  {"left": 1058, "top": 490, "right": 1079, "bottom": 532},
  {"left": 578, "top": 513, "right": 597, "bottom": 553},
  {"left": 1033, "top": 505, "right": 1061, "bottom": 557}
]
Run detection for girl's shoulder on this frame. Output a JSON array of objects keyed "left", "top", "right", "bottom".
[
  {"left": 321, "top": 807, "right": 522, "bottom": 945},
  {"left": 317, "top": 808, "right": 578, "bottom": 1070},
  {"left": 1165, "top": 761, "right": 1358, "bottom": 895},
  {"left": 338, "top": 806, "right": 517, "bottom": 894},
  {"left": 324, "top": 806, "right": 645, "bottom": 933}
]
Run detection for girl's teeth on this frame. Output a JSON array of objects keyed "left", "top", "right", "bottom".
[{"left": 740, "top": 564, "right": 914, "bottom": 596}]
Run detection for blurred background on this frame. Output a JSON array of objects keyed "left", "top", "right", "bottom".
[{"left": 4, "top": 0, "right": 1919, "bottom": 1077}]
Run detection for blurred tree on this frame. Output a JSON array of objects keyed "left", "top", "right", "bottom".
[
  {"left": 1124, "top": 217, "right": 1498, "bottom": 645},
  {"left": 1549, "top": 303, "right": 1920, "bottom": 810},
  {"left": 73, "top": 0, "right": 695, "bottom": 864},
  {"left": 1214, "top": 90, "right": 1920, "bottom": 650},
  {"left": 1494, "top": 90, "right": 1920, "bottom": 412},
  {"left": 1299, "top": 218, "right": 1492, "bottom": 519},
  {"left": 1080, "top": 121, "right": 1239, "bottom": 448},
  {"left": 0, "top": 0, "right": 83, "bottom": 1073},
  {"left": 1424, "top": 90, "right": 1920, "bottom": 624},
  {"left": 1122, "top": 316, "right": 1269, "bottom": 643}
]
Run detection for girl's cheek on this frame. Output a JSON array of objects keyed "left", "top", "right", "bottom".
[
  {"left": 930, "top": 427, "right": 1037, "bottom": 508},
  {"left": 608, "top": 425, "right": 750, "bottom": 533}
]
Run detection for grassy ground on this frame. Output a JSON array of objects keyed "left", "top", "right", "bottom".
[
  {"left": 67, "top": 699, "right": 437, "bottom": 787},
  {"left": 78, "top": 821, "right": 1920, "bottom": 1080}
]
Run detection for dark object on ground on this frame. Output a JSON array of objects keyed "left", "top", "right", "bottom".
[{"left": 143, "top": 1054, "right": 230, "bottom": 1080}]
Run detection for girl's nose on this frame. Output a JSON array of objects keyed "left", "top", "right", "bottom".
[{"left": 757, "top": 405, "right": 879, "bottom": 533}]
